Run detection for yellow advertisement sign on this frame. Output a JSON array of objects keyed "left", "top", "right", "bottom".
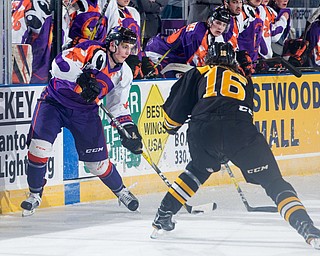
[
  {"left": 138, "top": 84, "right": 169, "bottom": 164},
  {"left": 252, "top": 73, "right": 320, "bottom": 156}
]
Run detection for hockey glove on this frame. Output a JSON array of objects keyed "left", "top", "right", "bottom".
[
  {"left": 125, "top": 55, "right": 143, "bottom": 79},
  {"left": 142, "top": 56, "right": 159, "bottom": 78},
  {"left": 76, "top": 71, "right": 101, "bottom": 103},
  {"left": 282, "top": 39, "right": 309, "bottom": 67},
  {"left": 236, "top": 50, "right": 254, "bottom": 77},
  {"left": 118, "top": 124, "right": 143, "bottom": 154}
]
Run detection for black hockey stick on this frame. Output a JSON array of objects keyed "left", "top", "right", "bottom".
[
  {"left": 141, "top": 151, "right": 217, "bottom": 214},
  {"left": 97, "top": 101, "right": 217, "bottom": 214},
  {"left": 90, "top": 2, "right": 108, "bottom": 40},
  {"left": 260, "top": 56, "right": 302, "bottom": 78},
  {"left": 224, "top": 163, "right": 278, "bottom": 213},
  {"left": 297, "top": 66, "right": 320, "bottom": 72}
]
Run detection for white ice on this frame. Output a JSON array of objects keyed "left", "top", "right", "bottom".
[{"left": 0, "top": 175, "right": 319, "bottom": 256}]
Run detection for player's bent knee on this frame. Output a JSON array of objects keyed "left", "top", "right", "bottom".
[
  {"left": 28, "top": 139, "right": 53, "bottom": 159},
  {"left": 263, "top": 177, "right": 295, "bottom": 202},
  {"left": 84, "top": 159, "right": 110, "bottom": 176},
  {"left": 186, "top": 162, "right": 212, "bottom": 184}
]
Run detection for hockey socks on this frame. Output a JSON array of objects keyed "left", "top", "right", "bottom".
[
  {"left": 99, "top": 162, "right": 124, "bottom": 194},
  {"left": 26, "top": 158, "right": 47, "bottom": 195},
  {"left": 160, "top": 170, "right": 201, "bottom": 214}
]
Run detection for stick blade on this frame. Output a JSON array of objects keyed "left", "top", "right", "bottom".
[
  {"left": 280, "top": 58, "right": 302, "bottom": 78},
  {"left": 184, "top": 202, "right": 217, "bottom": 214},
  {"left": 247, "top": 205, "right": 278, "bottom": 213}
]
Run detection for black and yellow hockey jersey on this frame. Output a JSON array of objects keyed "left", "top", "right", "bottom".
[{"left": 163, "top": 65, "right": 254, "bottom": 131}]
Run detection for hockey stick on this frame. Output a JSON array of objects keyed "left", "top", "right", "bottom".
[
  {"left": 223, "top": 163, "right": 278, "bottom": 213},
  {"left": 161, "top": 58, "right": 303, "bottom": 78},
  {"left": 297, "top": 66, "right": 320, "bottom": 72},
  {"left": 160, "top": 63, "right": 193, "bottom": 75},
  {"left": 140, "top": 151, "right": 217, "bottom": 214},
  {"left": 260, "top": 56, "right": 302, "bottom": 78},
  {"left": 97, "top": 101, "right": 217, "bottom": 214},
  {"left": 90, "top": 2, "right": 108, "bottom": 40},
  {"left": 145, "top": 40, "right": 182, "bottom": 78}
]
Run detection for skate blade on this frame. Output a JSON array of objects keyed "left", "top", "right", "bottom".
[
  {"left": 117, "top": 201, "right": 141, "bottom": 213},
  {"left": 22, "top": 209, "right": 35, "bottom": 217},
  {"left": 310, "top": 238, "right": 320, "bottom": 250},
  {"left": 150, "top": 228, "right": 164, "bottom": 239},
  {"left": 150, "top": 227, "right": 172, "bottom": 239}
]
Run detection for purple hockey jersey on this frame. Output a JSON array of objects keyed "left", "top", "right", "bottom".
[
  {"left": 144, "top": 22, "right": 225, "bottom": 69},
  {"left": 47, "top": 40, "right": 134, "bottom": 124}
]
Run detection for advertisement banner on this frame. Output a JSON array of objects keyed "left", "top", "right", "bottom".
[
  {"left": 253, "top": 74, "right": 320, "bottom": 156},
  {"left": 0, "top": 86, "right": 63, "bottom": 190}
]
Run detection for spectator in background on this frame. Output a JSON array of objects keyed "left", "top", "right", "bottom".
[
  {"left": 306, "top": 14, "right": 320, "bottom": 67},
  {"left": 258, "top": 0, "right": 277, "bottom": 59},
  {"left": 187, "top": 0, "right": 221, "bottom": 24},
  {"left": 161, "top": 0, "right": 183, "bottom": 19},
  {"left": 12, "top": 0, "right": 53, "bottom": 84},
  {"left": 222, "top": 0, "right": 243, "bottom": 49},
  {"left": 131, "top": 0, "right": 169, "bottom": 50},
  {"left": 268, "top": 0, "right": 291, "bottom": 56},
  {"left": 103, "top": 0, "right": 157, "bottom": 79},
  {"left": 237, "top": 0, "right": 264, "bottom": 63},
  {"left": 102, "top": 0, "right": 142, "bottom": 78}
]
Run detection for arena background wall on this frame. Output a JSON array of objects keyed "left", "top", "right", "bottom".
[{"left": 0, "top": 73, "right": 319, "bottom": 214}]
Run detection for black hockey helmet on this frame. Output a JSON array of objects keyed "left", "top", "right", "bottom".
[
  {"left": 205, "top": 42, "right": 236, "bottom": 66},
  {"left": 207, "top": 6, "right": 231, "bottom": 27},
  {"left": 105, "top": 26, "right": 137, "bottom": 48}
]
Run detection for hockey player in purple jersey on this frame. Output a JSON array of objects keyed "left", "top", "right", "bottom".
[
  {"left": 151, "top": 42, "right": 320, "bottom": 250},
  {"left": 144, "top": 6, "right": 231, "bottom": 78},
  {"left": 222, "top": 0, "right": 243, "bottom": 49},
  {"left": 306, "top": 13, "right": 320, "bottom": 66},
  {"left": 20, "top": 26, "right": 142, "bottom": 216},
  {"left": 237, "top": 0, "right": 264, "bottom": 62},
  {"left": 268, "top": 0, "right": 291, "bottom": 55},
  {"left": 63, "top": 0, "right": 107, "bottom": 48}
]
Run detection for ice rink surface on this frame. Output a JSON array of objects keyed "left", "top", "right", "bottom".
[{"left": 0, "top": 174, "right": 319, "bottom": 256}]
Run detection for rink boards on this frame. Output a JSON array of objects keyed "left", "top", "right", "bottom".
[{"left": 0, "top": 73, "right": 319, "bottom": 213}]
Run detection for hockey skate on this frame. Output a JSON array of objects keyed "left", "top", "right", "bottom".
[
  {"left": 20, "top": 192, "right": 42, "bottom": 217},
  {"left": 116, "top": 187, "right": 139, "bottom": 211},
  {"left": 296, "top": 221, "right": 320, "bottom": 250},
  {"left": 150, "top": 208, "right": 175, "bottom": 239}
]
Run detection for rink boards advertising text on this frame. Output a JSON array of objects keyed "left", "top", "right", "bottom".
[{"left": 0, "top": 72, "right": 319, "bottom": 213}]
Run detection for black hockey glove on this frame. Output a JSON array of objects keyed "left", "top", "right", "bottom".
[
  {"left": 118, "top": 124, "right": 143, "bottom": 154},
  {"left": 76, "top": 71, "right": 101, "bottom": 103},
  {"left": 125, "top": 55, "right": 143, "bottom": 79},
  {"left": 283, "top": 39, "right": 309, "bottom": 67},
  {"left": 141, "top": 56, "right": 159, "bottom": 78},
  {"left": 236, "top": 50, "right": 254, "bottom": 77}
]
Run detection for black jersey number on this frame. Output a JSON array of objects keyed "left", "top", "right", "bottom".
[{"left": 203, "top": 66, "right": 247, "bottom": 101}]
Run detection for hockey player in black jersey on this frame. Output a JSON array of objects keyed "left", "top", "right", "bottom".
[{"left": 151, "top": 42, "right": 320, "bottom": 250}]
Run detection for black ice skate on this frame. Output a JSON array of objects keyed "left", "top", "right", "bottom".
[
  {"left": 151, "top": 208, "right": 175, "bottom": 239},
  {"left": 116, "top": 187, "right": 139, "bottom": 211},
  {"left": 296, "top": 221, "right": 320, "bottom": 250},
  {"left": 20, "top": 192, "right": 42, "bottom": 217}
]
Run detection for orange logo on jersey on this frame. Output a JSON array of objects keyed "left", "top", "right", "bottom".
[
  {"left": 123, "top": 101, "right": 129, "bottom": 109},
  {"left": 12, "top": 0, "right": 31, "bottom": 31}
]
